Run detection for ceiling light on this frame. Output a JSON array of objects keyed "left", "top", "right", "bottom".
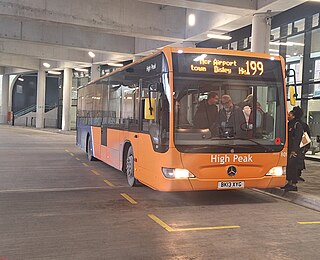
[
  {"left": 18, "top": 78, "right": 24, "bottom": 82},
  {"left": 48, "top": 70, "right": 61, "bottom": 75},
  {"left": 269, "top": 41, "right": 304, "bottom": 47},
  {"left": 188, "top": 14, "right": 195, "bottom": 26},
  {"left": 107, "top": 63, "right": 124, "bottom": 67},
  {"left": 75, "top": 68, "right": 89, "bottom": 72},
  {"left": 88, "top": 51, "right": 95, "bottom": 58},
  {"left": 43, "top": 62, "right": 50, "bottom": 68},
  {"left": 207, "top": 34, "right": 232, "bottom": 40},
  {"left": 177, "top": 49, "right": 183, "bottom": 54}
]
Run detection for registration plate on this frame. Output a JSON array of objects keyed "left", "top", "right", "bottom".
[{"left": 218, "top": 181, "right": 244, "bottom": 189}]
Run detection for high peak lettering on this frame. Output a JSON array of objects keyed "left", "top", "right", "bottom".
[{"left": 211, "top": 154, "right": 253, "bottom": 165}]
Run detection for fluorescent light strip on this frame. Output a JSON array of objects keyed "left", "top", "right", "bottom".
[
  {"left": 207, "top": 34, "right": 232, "bottom": 40},
  {"left": 269, "top": 41, "right": 304, "bottom": 47},
  {"left": 75, "top": 68, "right": 89, "bottom": 72},
  {"left": 48, "top": 70, "right": 61, "bottom": 75},
  {"left": 107, "top": 63, "right": 123, "bottom": 67}
]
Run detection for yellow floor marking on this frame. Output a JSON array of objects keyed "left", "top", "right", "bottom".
[
  {"left": 104, "top": 179, "right": 115, "bottom": 187},
  {"left": 121, "top": 193, "right": 138, "bottom": 204},
  {"left": 69, "top": 153, "right": 74, "bottom": 156},
  {"left": 91, "top": 170, "right": 101, "bottom": 176},
  {"left": 148, "top": 214, "right": 240, "bottom": 232},
  {"left": 298, "top": 221, "right": 320, "bottom": 225},
  {"left": 82, "top": 163, "right": 89, "bottom": 167},
  {"left": 76, "top": 158, "right": 80, "bottom": 161},
  {"left": 173, "top": 226, "right": 241, "bottom": 232},
  {"left": 148, "top": 214, "right": 174, "bottom": 232},
  {"left": 65, "top": 149, "right": 69, "bottom": 153}
]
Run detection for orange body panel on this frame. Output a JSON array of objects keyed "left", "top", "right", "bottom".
[{"left": 91, "top": 127, "right": 286, "bottom": 191}]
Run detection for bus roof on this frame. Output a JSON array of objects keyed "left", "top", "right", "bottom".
[{"left": 82, "top": 47, "right": 284, "bottom": 88}]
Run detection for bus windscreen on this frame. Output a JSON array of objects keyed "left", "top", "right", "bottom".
[{"left": 172, "top": 52, "right": 286, "bottom": 154}]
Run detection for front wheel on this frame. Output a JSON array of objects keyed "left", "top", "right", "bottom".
[
  {"left": 87, "top": 135, "right": 95, "bottom": 161},
  {"left": 126, "top": 146, "right": 137, "bottom": 187}
]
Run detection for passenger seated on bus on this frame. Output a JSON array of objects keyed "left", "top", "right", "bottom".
[
  {"left": 193, "top": 92, "right": 219, "bottom": 135},
  {"left": 218, "top": 95, "right": 246, "bottom": 138}
]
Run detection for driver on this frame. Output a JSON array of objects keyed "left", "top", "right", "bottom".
[{"left": 218, "top": 95, "right": 247, "bottom": 138}]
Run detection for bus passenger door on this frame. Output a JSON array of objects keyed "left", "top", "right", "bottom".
[{"left": 137, "top": 79, "right": 169, "bottom": 184}]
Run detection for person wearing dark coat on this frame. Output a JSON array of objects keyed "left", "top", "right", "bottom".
[
  {"left": 295, "top": 107, "right": 311, "bottom": 182},
  {"left": 193, "top": 92, "right": 219, "bottom": 134},
  {"left": 282, "top": 107, "right": 304, "bottom": 191},
  {"left": 218, "top": 95, "right": 247, "bottom": 138}
]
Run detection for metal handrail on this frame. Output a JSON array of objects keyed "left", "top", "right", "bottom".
[
  {"left": 14, "top": 105, "right": 36, "bottom": 118},
  {"left": 14, "top": 104, "right": 58, "bottom": 119}
]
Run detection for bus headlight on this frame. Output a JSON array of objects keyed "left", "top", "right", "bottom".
[
  {"left": 162, "top": 168, "right": 195, "bottom": 179},
  {"left": 266, "top": 166, "right": 286, "bottom": 176}
]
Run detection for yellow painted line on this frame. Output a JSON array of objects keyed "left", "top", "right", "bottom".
[
  {"left": 69, "top": 153, "right": 74, "bottom": 157},
  {"left": 173, "top": 226, "right": 241, "bottom": 232},
  {"left": 104, "top": 179, "right": 115, "bottom": 187},
  {"left": 121, "top": 193, "right": 138, "bottom": 205},
  {"left": 65, "top": 149, "right": 69, "bottom": 152},
  {"left": 75, "top": 157, "right": 80, "bottom": 161},
  {"left": 148, "top": 214, "right": 174, "bottom": 232},
  {"left": 148, "top": 214, "right": 240, "bottom": 232},
  {"left": 298, "top": 221, "right": 320, "bottom": 225},
  {"left": 82, "top": 163, "right": 89, "bottom": 167},
  {"left": 91, "top": 170, "right": 101, "bottom": 176}
]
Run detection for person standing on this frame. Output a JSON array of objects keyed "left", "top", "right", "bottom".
[
  {"left": 193, "top": 92, "right": 219, "bottom": 134},
  {"left": 292, "top": 106, "right": 311, "bottom": 182},
  {"left": 282, "top": 107, "right": 304, "bottom": 191}
]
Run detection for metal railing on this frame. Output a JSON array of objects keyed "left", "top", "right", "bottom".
[{"left": 14, "top": 104, "right": 58, "bottom": 119}]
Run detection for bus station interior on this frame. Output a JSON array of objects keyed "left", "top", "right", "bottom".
[
  {"left": 1, "top": 1, "right": 320, "bottom": 259},
  {"left": 1, "top": 1, "right": 319, "bottom": 157}
]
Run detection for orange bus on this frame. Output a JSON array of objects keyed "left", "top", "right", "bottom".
[{"left": 77, "top": 47, "right": 287, "bottom": 191}]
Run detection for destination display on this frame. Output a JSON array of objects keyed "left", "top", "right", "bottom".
[{"left": 172, "top": 53, "right": 282, "bottom": 81}]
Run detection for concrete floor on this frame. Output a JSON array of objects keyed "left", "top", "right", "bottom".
[{"left": 0, "top": 125, "right": 319, "bottom": 260}]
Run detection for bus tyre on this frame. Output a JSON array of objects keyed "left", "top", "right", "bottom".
[
  {"left": 126, "top": 146, "right": 137, "bottom": 187},
  {"left": 87, "top": 135, "right": 95, "bottom": 161}
]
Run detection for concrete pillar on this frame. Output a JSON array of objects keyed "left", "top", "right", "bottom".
[
  {"left": 91, "top": 64, "right": 100, "bottom": 81},
  {"left": 0, "top": 75, "right": 9, "bottom": 124},
  {"left": 36, "top": 69, "right": 46, "bottom": 128},
  {"left": 251, "top": 12, "right": 272, "bottom": 53},
  {"left": 62, "top": 68, "right": 72, "bottom": 131},
  {"left": 251, "top": 12, "right": 272, "bottom": 111}
]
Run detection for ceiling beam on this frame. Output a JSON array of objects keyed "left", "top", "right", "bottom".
[
  {"left": 0, "top": 0, "right": 187, "bottom": 41},
  {"left": 0, "top": 52, "right": 40, "bottom": 70},
  {"left": 138, "top": 0, "right": 258, "bottom": 15}
]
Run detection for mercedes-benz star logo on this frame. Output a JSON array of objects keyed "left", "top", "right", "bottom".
[{"left": 227, "top": 166, "right": 237, "bottom": 177}]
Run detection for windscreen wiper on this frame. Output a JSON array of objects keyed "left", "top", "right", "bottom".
[{"left": 229, "top": 137, "right": 273, "bottom": 152}]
